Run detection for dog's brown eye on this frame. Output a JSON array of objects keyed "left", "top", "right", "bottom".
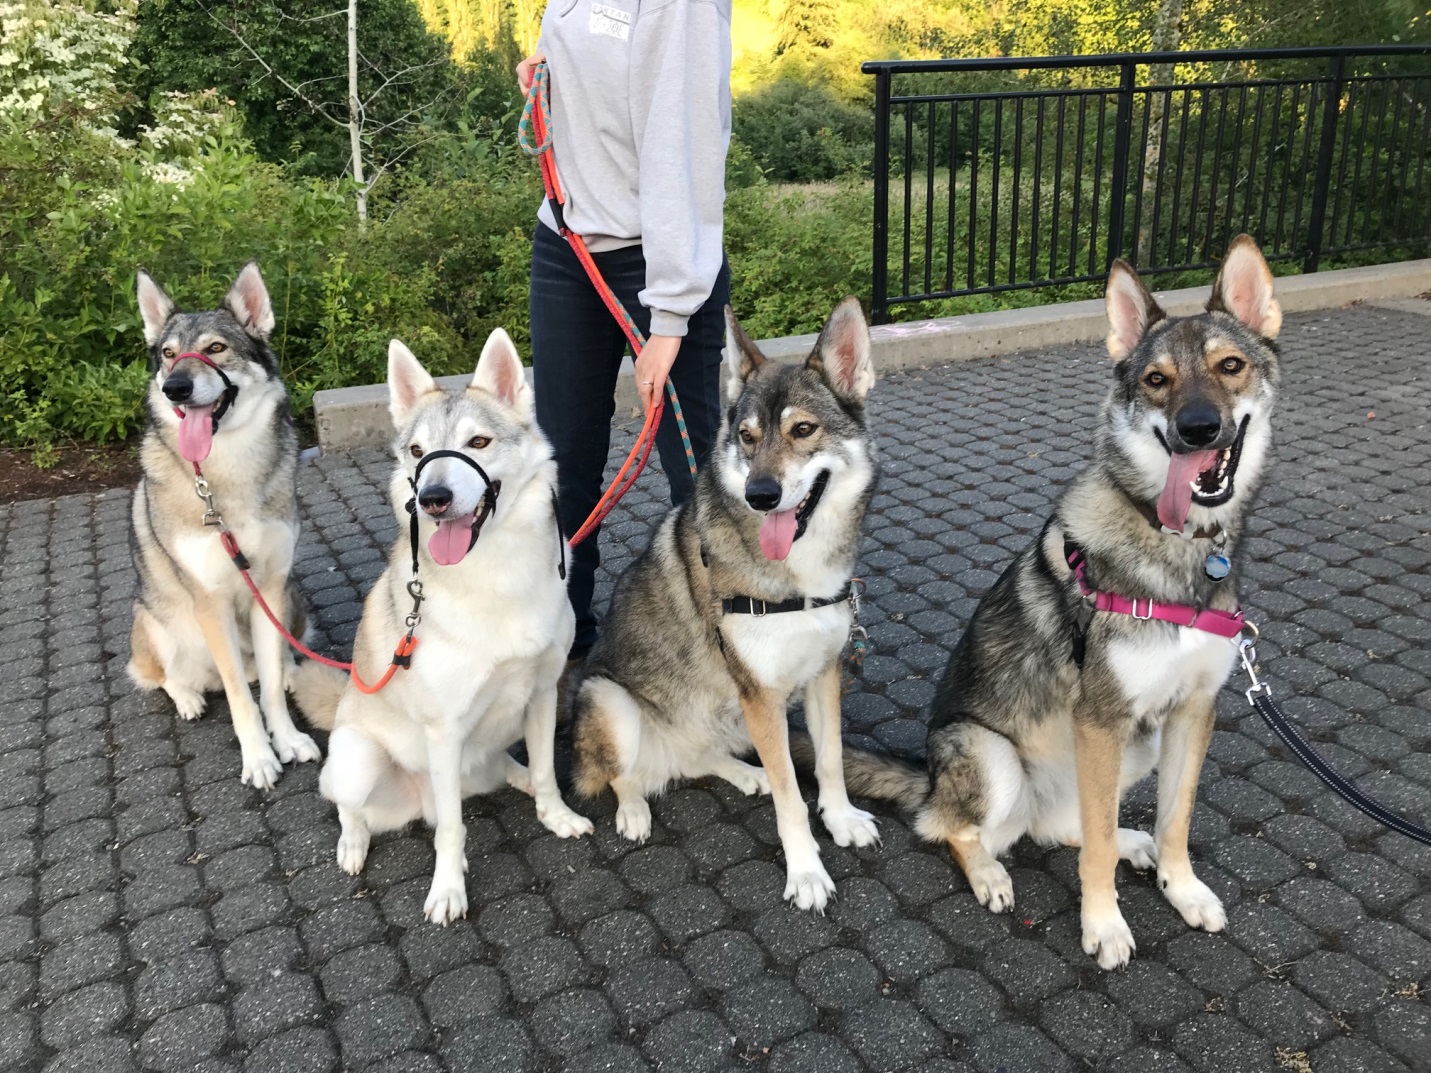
[
  {"left": 161, "top": 347, "right": 174, "bottom": 360},
  {"left": 1144, "top": 371, "right": 1167, "bottom": 388},
  {"left": 409, "top": 444, "right": 424, "bottom": 459},
  {"left": 739, "top": 428, "right": 755, "bottom": 445},
  {"left": 1219, "top": 356, "right": 1245, "bottom": 375},
  {"left": 206, "top": 342, "right": 224, "bottom": 355},
  {"left": 468, "top": 436, "right": 491, "bottom": 449},
  {"left": 791, "top": 422, "right": 817, "bottom": 438}
]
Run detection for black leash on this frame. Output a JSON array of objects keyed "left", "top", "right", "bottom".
[{"left": 1237, "top": 631, "right": 1431, "bottom": 846}]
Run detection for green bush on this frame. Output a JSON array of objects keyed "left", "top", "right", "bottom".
[
  {"left": 0, "top": 113, "right": 458, "bottom": 452},
  {"left": 732, "top": 78, "right": 872, "bottom": 184}
]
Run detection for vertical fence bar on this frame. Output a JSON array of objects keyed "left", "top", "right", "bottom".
[
  {"left": 1303, "top": 53, "right": 1347, "bottom": 272},
  {"left": 945, "top": 99, "right": 959, "bottom": 293},
  {"left": 871, "top": 69, "right": 891, "bottom": 323},
  {"left": 968, "top": 98, "right": 980, "bottom": 290},
  {"left": 1030, "top": 95, "right": 1045, "bottom": 280},
  {"left": 1010, "top": 96, "right": 1024, "bottom": 285},
  {"left": 989, "top": 99, "right": 1003, "bottom": 287},
  {"left": 1070, "top": 96, "right": 1086, "bottom": 277},
  {"left": 1050, "top": 95, "right": 1066, "bottom": 278},
  {"left": 925, "top": 99, "right": 937, "bottom": 297},
  {"left": 1106, "top": 61, "right": 1137, "bottom": 266}
]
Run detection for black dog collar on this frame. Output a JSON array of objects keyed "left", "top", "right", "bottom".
[{"left": 721, "top": 583, "right": 851, "bottom": 617}]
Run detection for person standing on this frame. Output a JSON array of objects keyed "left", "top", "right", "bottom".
[{"left": 519, "top": 0, "right": 734, "bottom": 664}]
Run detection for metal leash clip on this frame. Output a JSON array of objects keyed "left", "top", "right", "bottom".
[
  {"left": 845, "top": 578, "right": 869, "bottom": 680},
  {"left": 1237, "top": 621, "right": 1268, "bottom": 704},
  {"left": 192, "top": 474, "right": 222, "bottom": 527},
  {"left": 405, "top": 578, "right": 425, "bottom": 630}
]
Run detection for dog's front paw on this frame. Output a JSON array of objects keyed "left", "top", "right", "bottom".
[
  {"left": 424, "top": 878, "right": 469, "bottom": 926},
  {"left": 721, "top": 762, "right": 770, "bottom": 796},
  {"left": 1117, "top": 829, "right": 1158, "bottom": 871},
  {"left": 168, "top": 686, "right": 207, "bottom": 721},
  {"left": 1161, "top": 874, "right": 1226, "bottom": 932},
  {"left": 967, "top": 859, "right": 1015, "bottom": 913},
  {"left": 272, "top": 728, "right": 321, "bottom": 766},
  {"left": 336, "top": 829, "right": 370, "bottom": 875},
  {"left": 536, "top": 799, "right": 594, "bottom": 839},
  {"left": 1082, "top": 906, "right": 1136, "bottom": 970},
  {"left": 241, "top": 743, "right": 283, "bottom": 790},
  {"left": 784, "top": 865, "right": 837, "bottom": 914},
  {"left": 614, "top": 798, "right": 652, "bottom": 843},
  {"left": 823, "top": 806, "right": 880, "bottom": 848}
]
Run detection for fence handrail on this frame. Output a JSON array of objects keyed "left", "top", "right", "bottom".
[
  {"left": 865, "top": 45, "right": 1431, "bottom": 322},
  {"left": 863, "top": 44, "right": 1431, "bottom": 77}
]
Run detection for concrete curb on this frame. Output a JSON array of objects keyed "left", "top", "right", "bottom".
[{"left": 312, "top": 258, "right": 1431, "bottom": 451}]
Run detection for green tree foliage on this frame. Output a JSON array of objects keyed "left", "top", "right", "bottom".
[
  {"left": 127, "top": 0, "right": 457, "bottom": 178},
  {"left": 731, "top": 78, "right": 871, "bottom": 183}
]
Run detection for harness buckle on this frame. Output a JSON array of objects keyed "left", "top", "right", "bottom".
[
  {"left": 750, "top": 598, "right": 767, "bottom": 618},
  {"left": 1131, "top": 598, "right": 1154, "bottom": 620}
]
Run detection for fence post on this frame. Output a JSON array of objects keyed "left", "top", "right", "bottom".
[
  {"left": 871, "top": 68, "right": 891, "bottom": 324},
  {"left": 1105, "top": 60, "right": 1137, "bottom": 268},
  {"left": 1302, "top": 52, "right": 1347, "bottom": 273}
]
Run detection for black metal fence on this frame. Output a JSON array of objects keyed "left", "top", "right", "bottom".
[{"left": 864, "top": 46, "right": 1431, "bottom": 323}]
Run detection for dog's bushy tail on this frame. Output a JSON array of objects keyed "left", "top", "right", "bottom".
[
  {"left": 288, "top": 660, "right": 345, "bottom": 731},
  {"left": 789, "top": 731, "right": 930, "bottom": 813}
]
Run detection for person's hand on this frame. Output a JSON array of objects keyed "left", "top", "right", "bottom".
[
  {"left": 516, "top": 52, "right": 546, "bottom": 91},
  {"left": 633, "top": 335, "right": 681, "bottom": 415}
]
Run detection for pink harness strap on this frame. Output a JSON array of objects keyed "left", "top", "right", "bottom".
[{"left": 1065, "top": 546, "right": 1245, "bottom": 639}]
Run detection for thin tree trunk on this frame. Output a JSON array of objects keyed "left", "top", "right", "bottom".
[
  {"left": 348, "top": 0, "right": 367, "bottom": 225},
  {"left": 1137, "top": 0, "right": 1184, "bottom": 264}
]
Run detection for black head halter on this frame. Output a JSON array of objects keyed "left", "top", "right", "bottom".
[
  {"left": 403, "top": 449, "right": 566, "bottom": 578},
  {"left": 170, "top": 351, "right": 240, "bottom": 431},
  {"left": 404, "top": 449, "right": 501, "bottom": 571}
]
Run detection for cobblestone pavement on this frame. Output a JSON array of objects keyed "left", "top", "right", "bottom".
[{"left": 2, "top": 304, "right": 1430, "bottom": 1073}]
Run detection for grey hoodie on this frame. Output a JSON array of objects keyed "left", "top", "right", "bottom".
[{"left": 536, "top": 0, "right": 732, "bottom": 338}]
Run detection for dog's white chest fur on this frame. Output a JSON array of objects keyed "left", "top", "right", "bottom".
[
  {"left": 1107, "top": 626, "right": 1237, "bottom": 718},
  {"left": 722, "top": 603, "right": 850, "bottom": 693},
  {"left": 175, "top": 516, "right": 296, "bottom": 594}
]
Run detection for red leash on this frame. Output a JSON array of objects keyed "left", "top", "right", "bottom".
[{"left": 520, "top": 60, "right": 698, "bottom": 548}]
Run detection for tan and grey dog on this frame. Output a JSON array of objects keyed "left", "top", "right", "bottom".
[
  {"left": 293, "top": 333, "right": 591, "bottom": 926},
  {"left": 128, "top": 264, "right": 320, "bottom": 789},
  {"left": 831, "top": 236, "right": 1283, "bottom": 968},
  {"left": 573, "top": 298, "right": 880, "bottom": 913}
]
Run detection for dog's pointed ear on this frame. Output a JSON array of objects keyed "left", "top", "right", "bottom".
[
  {"left": 807, "top": 297, "right": 874, "bottom": 403},
  {"left": 1207, "top": 234, "right": 1282, "bottom": 340},
  {"left": 1105, "top": 260, "right": 1165, "bottom": 362},
  {"left": 388, "top": 339, "right": 438, "bottom": 427},
  {"left": 224, "top": 262, "right": 276, "bottom": 339},
  {"left": 724, "top": 305, "right": 766, "bottom": 403},
  {"left": 471, "top": 328, "right": 531, "bottom": 416},
  {"left": 135, "top": 270, "right": 175, "bottom": 347}
]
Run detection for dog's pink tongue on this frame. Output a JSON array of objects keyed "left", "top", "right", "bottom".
[
  {"left": 177, "top": 405, "right": 215, "bottom": 462},
  {"left": 758, "top": 508, "right": 798, "bottom": 561},
  {"left": 428, "top": 513, "right": 476, "bottom": 566},
  {"left": 1157, "top": 450, "right": 1219, "bottom": 531}
]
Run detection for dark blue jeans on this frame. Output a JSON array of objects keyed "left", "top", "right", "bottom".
[{"left": 530, "top": 224, "right": 730, "bottom": 657}]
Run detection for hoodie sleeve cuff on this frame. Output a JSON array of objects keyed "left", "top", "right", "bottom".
[{"left": 648, "top": 309, "right": 691, "bottom": 338}]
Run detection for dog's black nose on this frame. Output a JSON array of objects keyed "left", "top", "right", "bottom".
[
  {"left": 161, "top": 374, "right": 193, "bottom": 403},
  {"left": 418, "top": 484, "right": 453, "bottom": 515},
  {"left": 1175, "top": 404, "right": 1222, "bottom": 447},
  {"left": 745, "top": 476, "right": 782, "bottom": 512}
]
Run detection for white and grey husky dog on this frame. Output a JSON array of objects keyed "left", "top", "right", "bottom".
[
  {"left": 826, "top": 236, "right": 1283, "bottom": 968},
  {"left": 128, "top": 264, "right": 320, "bottom": 789},
  {"left": 293, "top": 333, "right": 591, "bottom": 925},
  {"left": 573, "top": 299, "right": 881, "bottom": 913}
]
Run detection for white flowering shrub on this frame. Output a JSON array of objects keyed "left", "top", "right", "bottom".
[{"left": 0, "top": 0, "right": 137, "bottom": 127}]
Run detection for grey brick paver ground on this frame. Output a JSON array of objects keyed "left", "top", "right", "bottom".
[{"left": 1, "top": 304, "right": 1429, "bottom": 1071}]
